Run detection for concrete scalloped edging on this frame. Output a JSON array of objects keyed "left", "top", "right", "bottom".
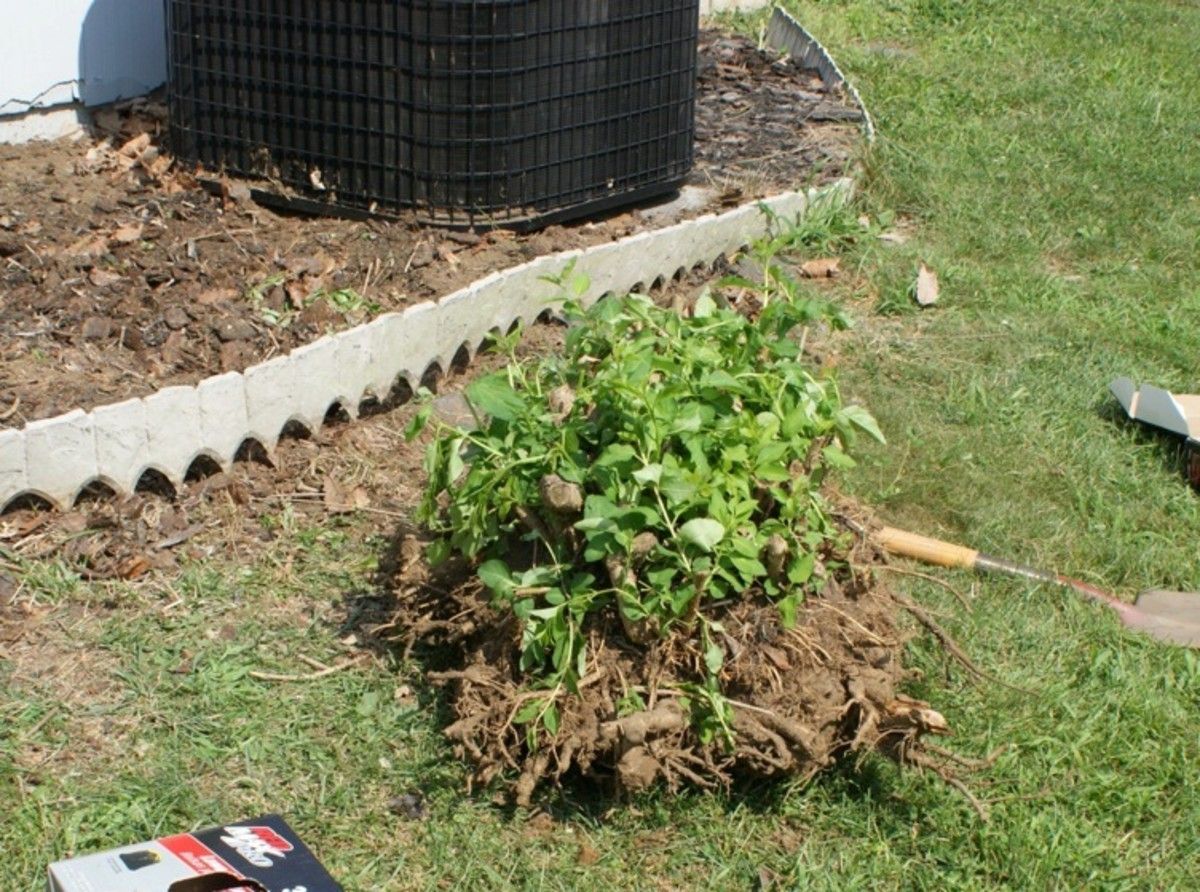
[
  {"left": 1, "top": 11, "right": 873, "bottom": 512},
  {"left": 767, "top": 8, "right": 876, "bottom": 144}
]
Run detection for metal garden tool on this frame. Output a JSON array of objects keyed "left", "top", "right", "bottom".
[{"left": 876, "top": 526, "right": 1200, "bottom": 648}]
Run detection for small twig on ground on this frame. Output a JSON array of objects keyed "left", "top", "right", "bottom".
[
  {"left": 250, "top": 653, "right": 365, "bottom": 683},
  {"left": 20, "top": 704, "right": 61, "bottom": 742},
  {"left": 153, "top": 523, "right": 209, "bottom": 551},
  {"left": 870, "top": 563, "right": 974, "bottom": 612},
  {"left": 892, "top": 592, "right": 1033, "bottom": 695},
  {"left": 926, "top": 742, "right": 1007, "bottom": 771},
  {"left": 0, "top": 396, "right": 20, "bottom": 421}
]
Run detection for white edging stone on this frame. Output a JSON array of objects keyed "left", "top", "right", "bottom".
[
  {"left": 93, "top": 398, "right": 151, "bottom": 495},
  {"left": 144, "top": 386, "right": 204, "bottom": 487},
  {"left": 289, "top": 338, "right": 345, "bottom": 433},
  {"left": 0, "top": 429, "right": 28, "bottom": 505},
  {"left": 243, "top": 355, "right": 299, "bottom": 453},
  {"left": 24, "top": 411, "right": 97, "bottom": 509},
  {"left": 197, "top": 372, "right": 250, "bottom": 467}
]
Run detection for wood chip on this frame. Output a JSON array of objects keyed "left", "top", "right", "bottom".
[
  {"left": 89, "top": 268, "right": 123, "bottom": 288},
  {"left": 915, "top": 262, "right": 939, "bottom": 306},
  {"left": 800, "top": 257, "right": 841, "bottom": 278},
  {"left": 324, "top": 476, "right": 371, "bottom": 514},
  {"left": 111, "top": 223, "right": 144, "bottom": 246}
]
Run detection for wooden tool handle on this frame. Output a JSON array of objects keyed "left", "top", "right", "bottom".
[{"left": 877, "top": 526, "right": 979, "bottom": 569}]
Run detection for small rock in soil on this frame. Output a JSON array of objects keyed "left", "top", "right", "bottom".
[
  {"left": 387, "top": 792, "right": 427, "bottom": 821},
  {"left": 220, "top": 340, "right": 253, "bottom": 371},
  {"left": 432, "top": 392, "right": 476, "bottom": 430},
  {"left": 445, "top": 230, "right": 482, "bottom": 247},
  {"left": 164, "top": 306, "right": 190, "bottom": 330},
  {"left": 0, "top": 235, "right": 20, "bottom": 257},
  {"left": 89, "top": 267, "right": 124, "bottom": 288},
  {"left": 299, "top": 299, "right": 339, "bottom": 328},
  {"left": 143, "top": 320, "right": 170, "bottom": 348},
  {"left": 409, "top": 242, "right": 436, "bottom": 268},
  {"left": 213, "top": 317, "right": 258, "bottom": 342},
  {"left": 197, "top": 287, "right": 238, "bottom": 306},
  {"left": 81, "top": 316, "right": 115, "bottom": 340}
]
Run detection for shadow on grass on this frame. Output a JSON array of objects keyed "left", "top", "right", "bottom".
[{"left": 1094, "top": 397, "right": 1199, "bottom": 490}]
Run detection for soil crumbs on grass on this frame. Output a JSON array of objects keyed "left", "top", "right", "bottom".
[{"left": 0, "top": 28, "right": 861, "bottom": 429}]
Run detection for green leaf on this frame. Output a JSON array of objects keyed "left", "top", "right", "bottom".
[
  {"left": 705, "top": 640, "right": 725, "bottom": 675},
  {"left": 425, "top": 539, "right": 451, "bottom": 566},
  {"left": 788, "top": 553, "right": 815, "bottom": 585},
  {"left": 542, "top": 702, "right": 561, "bottom": 736},
  {"left": 822, "top": 445, "right": 857, "bottom": 470},
  {"left": 513, "top": 699, "right": 544, "bottom": 724},
  {"left": 465, "top": 372, "right": 526, "bottom": 421},
  {"left": 404, "top": 405, "right": 431, "bottom": 441},
  {"left": 671, "top": 404, "right": 704, "bottom": 434},
  {"left": 478, "top": 559, "right": 515, "bottom": 597},
  {"left": 575, "top": 515, "right": 617, "bottom": 533},
  {"left": 633, "top": 463, "right": 663, "bottom": 484},
  {"left": 446, "top": 436, "right": 465, "bottom": 484},
  {"left": 693, "top": 287, "right": 718, "bottom": 318},
  {"left": 678, "top": 518, "right": 726, "bottom": 551},
  {"left": 730, "top": 555, "right": 768, "bottom": 581},
  {"left": 595, "top": 444, "right": 637, "bottom": 467},
  {"left": 777, "top": 593, "right": 802, "bottom": 629},
  {"left": 660, "top": 471, "right": 698, "bottom": 505},
  {"left": 840, "top": 405, "right": 886, "bottom": 444}
]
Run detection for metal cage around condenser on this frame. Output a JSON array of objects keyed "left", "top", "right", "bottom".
[{"left": 165, "top": 1, "right": 700, "bottom": 228}]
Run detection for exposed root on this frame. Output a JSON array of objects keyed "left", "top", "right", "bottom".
[
  {"left": 389, "top": 526, "right": 994, "bottom": 813},
  {"left": 870, "top": 563, "right": 974, "bottom": 612},
  {"left": 891, "top": 591, "right": 1032, "bottom": 695}
]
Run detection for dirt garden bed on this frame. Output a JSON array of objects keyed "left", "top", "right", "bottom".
[{"left": 0, "top": 30, "right": 861, "bottom": 430}]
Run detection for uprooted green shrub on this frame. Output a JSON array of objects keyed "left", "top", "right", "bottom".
[{"left": 408, "top": 276, "right": 884, "bottom": 742}]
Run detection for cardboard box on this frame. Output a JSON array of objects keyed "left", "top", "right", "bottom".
[{"left": 47, "top": 814, "right": 341, "bottom": 892}]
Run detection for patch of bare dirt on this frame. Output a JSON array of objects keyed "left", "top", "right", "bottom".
[
  {"left": 0, "top": 29, "right": 861, "bottom": 429},
  {"left": 0, "top": 601, "right": 133, "bottom": 776},
  {"left": 693, "top": 32, "right": 862, "bottom": 197}
]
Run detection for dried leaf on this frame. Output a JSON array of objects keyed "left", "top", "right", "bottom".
[
  {"left": 324, "top": 477, "right": 371, "bottom": 514},
  {"left": 761, "top": 644, "right": 792, "bottom": 671},
  {"left": 118, "top": 133, "right": 152, "bottom": 157},
  {"left": 196, "top": 287, "right": 237, "bottom": 306},
  {"left": 118, "top": 555, "right": 153, "bottom": 580},
  {"left": 577, "top": 843, "right": 601, "bottom": 867},
  {"left": 915, "top": 263, "right": 939, "bottom": 307},
  {"left": 111, "top": 223, "right": 144, "bottom": 245},
  {"left": 89, "top": 268, "right": 123, "bottom": 288},
  {"left": 800, "top": 257, "right": 841, "bottom": 279},
  {"left": 65, "top": 234, "right": 108, "bottom": 258},
  {"left": 285, "top": 280, "right": 309, "bottom": 309}
]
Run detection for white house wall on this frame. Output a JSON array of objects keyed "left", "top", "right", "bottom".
[{"left": 0, "top": 0, "right": 166, "bottom": 117}]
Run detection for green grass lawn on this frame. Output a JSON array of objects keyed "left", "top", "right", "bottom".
[{"left": 4, "top": 1, "right": 1200, "bottom": 888}]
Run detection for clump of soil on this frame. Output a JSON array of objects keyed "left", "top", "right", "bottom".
[{"left": 391, "top": 526, "right": 955, "bottom": 807}]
